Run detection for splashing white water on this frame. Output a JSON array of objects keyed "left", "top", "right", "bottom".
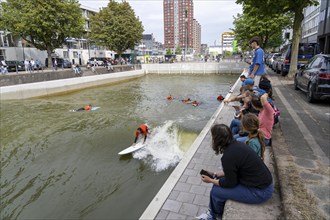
[{"left": 133, "top": 121, "right": 184, "bottom": 172}]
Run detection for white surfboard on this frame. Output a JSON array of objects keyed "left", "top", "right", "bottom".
[{"left": 118, "top": 143, "right": 145, "bottom": 155}]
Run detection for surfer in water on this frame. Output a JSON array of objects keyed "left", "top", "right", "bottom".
[
  {"left": 182, "top": 98, "right": 192, "bottom": 103},
  {"left": 192, "top": 101, "right": 199, "bottom": 106},
  {"left": 76, "top": 104, "right": 92, "bottom": 111},
  {"left": 134, "top": 124, "right": 151, "bottom": 144}
]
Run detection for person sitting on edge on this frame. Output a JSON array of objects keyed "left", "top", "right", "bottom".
[
  {"left": 192, "top": 101, "right": 199, "bottom": 106},
  {"left": 241, "top": 113, "right": 265, "bottom": 160},
  {"left": 182, "top": 98, "right": 191, "bottom": 103},
  {"left": 217, "top": 94, "right": 224, "bottom": 101},
  {"left": 197, "top": 124, "right": 273, "bottom": 220},
  {"left": 134, "top": 124, "right": 151, "bottom": 144},
  {"left": 76, "top": 104, "right": 92, "bottom": 111},
  {"left": 251, "top": 93, "right": 275, "bottom": 146},
  {"left": 240, "top": 74, "right": 246, "bottom": 86},
  {"left": 167, "top": 95, "right": 173, "bottom": 100}
]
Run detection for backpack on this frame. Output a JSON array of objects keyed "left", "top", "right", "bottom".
[{"left": 273, "top": 105, "right": 280, "bottom": 125}]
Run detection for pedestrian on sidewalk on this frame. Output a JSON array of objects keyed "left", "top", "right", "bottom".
[
  {"left": 24, "top": 59, "right": 30, "bottom": 73},
  {"left": 197, "top": 124, "right": 273, "bottom": 220}
]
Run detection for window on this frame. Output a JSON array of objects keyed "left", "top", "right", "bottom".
[
  {"left": 0, "top": 49, "right": 6, "bottom": 61},
  {"left": 63, "top": 51, "right": 69, "bottom": 59},
  {"left": 310, "top": 57, "right": 322, "bottom": 68},
  {"left": 73, "top": 51, "right": 78, "bottom": 58}
]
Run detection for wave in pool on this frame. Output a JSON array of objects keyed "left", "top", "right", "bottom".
[{"left": 132, "top": 121, "right": 187, "bottom": 172}]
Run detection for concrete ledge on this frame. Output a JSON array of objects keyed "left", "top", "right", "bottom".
[
  {"left": 222, "top": 146, "right": 283, "bottom": 220},
  {"left": 142, "top": 62, "right": 248, "bottom": 74},
  {"left": 0, "top": 64, "right": 142, "bottom": 87},
  {"left": 0, "top": 70, "right": 144, "bottom": 100}
]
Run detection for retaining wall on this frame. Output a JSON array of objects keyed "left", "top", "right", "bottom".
[
  {"left": 0, "top": 70, "right": 144, "bottom": 100},
  {"left": 142, "top": 62, "right": 247, "bottom": 74},
  {"left": 0, "top": 65, "right": 141, "bottom": 87}
]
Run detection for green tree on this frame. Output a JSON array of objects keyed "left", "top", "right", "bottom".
[
  {"left": 232, "top": 4, "right": 292, "bottom": 52},
  {"left": 175, "top": 46, "right": 182, "bottom": 55},
  {"left": 236, "top": 0, "right": 319, "bottom": 78},
  {"left": 89, "top": 0, "right": 144, "bottom": 58},
  {"left": 166, "top": 48, "right": 172, "bottom": 55},
  {"left": 0, "top": 0, "right": 84, "bottom": 67}
]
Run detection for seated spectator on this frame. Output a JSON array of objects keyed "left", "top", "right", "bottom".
[
  {"left": 242, "top": 78, "right": 254, "bottom": 90},
  {"left": 241, "top": 113, "right": 265, "bottom": 160},
  {"left": 197, "top": 124, "right": 273, "bottom": 220},
  {"left": 223, "top": 85, "right": 250, "bottom": 105},
  {"left": 230, "top": 90, "right": 258, "bottom": 136},
  {"left": 239, "top": 74, "right": 246, "bottom": 86},
  {"left": 251, "top": 93, "right": 275, "bottom": 146}
]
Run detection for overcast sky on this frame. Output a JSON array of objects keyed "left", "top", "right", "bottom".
[{"left": 78, "top": 0, "right": 242, "bottom": 46}]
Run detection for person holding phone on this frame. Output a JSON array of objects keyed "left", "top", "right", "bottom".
[{"left": 197, "top": 124, "right": 273, "bottom": 220}]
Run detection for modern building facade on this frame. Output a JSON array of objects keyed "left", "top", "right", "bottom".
[
  {"left": 163, "top": 0, "right": 194, "bottom": 54},
  {"left": 301, "top": 1, "right": 320, "bottom": 43},
  {"left": 221, "top": 32, "right": 235, "bottom": 53},
  {"left": 0, "top": 4, "right": 112, "bottom": 64},
  {"left": 318, "top": 0, "right": 330, "bottom": 53},
  {"left": 136, "top": 34, "right": 164, "bottom": 56},
  {"left": 192, "top": 19, "right": 201, "bottom": 55}
]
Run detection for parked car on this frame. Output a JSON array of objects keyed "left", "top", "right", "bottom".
[
  {"left": 272, "top": 55, "right": 281, "bottom": 73},
  {"left": 277, "top": 43, "right": 319, "bottom": 76},
  {"left": 6, "top": 60, "right": 25, "bottom": 72},
  {"left": 268, "top": 53, "right": 281, "bottom": 68},
  {"left": 265, "top": 53, "right": 274, "bottom": 66},
  {"left": 45, "top": 58, "right": 72, "bottom": 68},
  {"left": 294, "top": 54, "right": 330, "bottom": 103},
  {"left": 87, "top": 57, "right": 104, "bottom": 66}
]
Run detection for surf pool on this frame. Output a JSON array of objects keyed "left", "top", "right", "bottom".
[{"left": 0, "top": 74, "right": 238, "bottom": 219}]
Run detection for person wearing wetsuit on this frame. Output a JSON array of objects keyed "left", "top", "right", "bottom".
[
  {"left": 76, "top": 104, "right": 92, "bottom": 111},
  {"left": 134, "top": 124, "right": 150, "bottom": 144}
]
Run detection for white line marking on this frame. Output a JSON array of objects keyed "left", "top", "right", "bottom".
[{"left": 275, "top": 87, "right": 329, "bottom": 166}]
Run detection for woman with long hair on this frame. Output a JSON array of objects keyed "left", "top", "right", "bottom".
[
  {"left": 197, "top": 124, "right": 273, "bottom": 220},
  {"left": 251, "top": 93, "right": 275, "bottom": 146},
  {"left": 241, "top": 113, "right": 265, "bottom": 160}
]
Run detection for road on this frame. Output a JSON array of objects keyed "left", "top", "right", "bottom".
[{"left": 268, "top": 70, "right": 330, "bottom": 219}]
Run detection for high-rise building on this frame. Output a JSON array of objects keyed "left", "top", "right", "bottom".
[
  {"left": 163, "top": 0, "right": 194, "bottom": 53},
  {"left": 192, "top": 19, "right": 201, "bottom": 55}
]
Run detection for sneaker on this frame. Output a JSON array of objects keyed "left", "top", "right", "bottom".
[{"left": 196, "top": 210, "right": 213, "bottom": 220}]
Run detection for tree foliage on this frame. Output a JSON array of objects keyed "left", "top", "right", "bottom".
[
  {"left": 232, "top": 4, "right": 292, "bottom": 52},
  {"left": 236, "top": 0, "right": 319, "bottom": 78},
  {"left": 175, "top": 46, "right": 182, "bottom": 55},
  {"left": 0, "top": 0, "right": 84, "bottom": 67},
  {"left": 166, "top": 48, "right": 172, "bottom": 55},
  {"left": 89, "top": 0, "right": 144, "bottom": 57}
]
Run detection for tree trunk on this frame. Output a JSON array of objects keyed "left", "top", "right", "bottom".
[
  {"left": 47, "top": 48, "right": 53, "bottom": 69},
  {"left": 288, "top": 10, "right": 304, "bottom": 79}
]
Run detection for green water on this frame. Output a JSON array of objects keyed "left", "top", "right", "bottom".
[{"left": 0, "top": 74, "right": 238, "bottom": 219}]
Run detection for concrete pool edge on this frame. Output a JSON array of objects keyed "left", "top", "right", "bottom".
[
  {"left": 139, "top": 70, "right": 245, "bottom": 219},
  {"left": 0, "top": 70, "right": 145, "bottom": 100}
]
